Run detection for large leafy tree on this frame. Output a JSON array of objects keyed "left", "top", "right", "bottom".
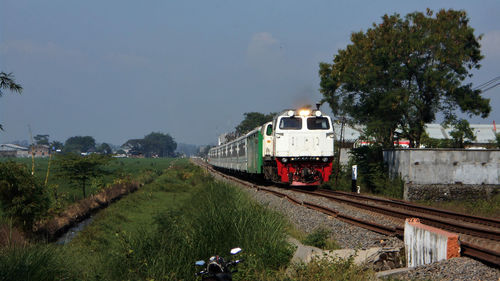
[
  {"left": 449, "top": 119, "right": 476, "bottom": 148},
  {"left": 123, "top": 132, "right": 177, "bottom": 157},
  {"left": 54, "top": 153, "right": 112, "bottom": 198},
  {"left": 319, "top": 9, "right": 490, "bottom": 148},
  {"left": 63, "top": 136, "right": 96, "bottom": 153},
  {"left": 0, "top": 161, "right": 50, "bottom": 230},
  {"left": 0, "top": 72, "right": 23, "bottom": 131},
  {"left": 142, "top": 132, "right": 177, "bottom": 157},
  {"left": 235, "top": 112, "right": 276, "bottom": 135},
  {"left": 34, "top": 134, "right": 50, "bottom": 145}
]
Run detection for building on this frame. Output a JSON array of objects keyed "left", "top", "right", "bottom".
[
  {"left": 0, "top": 144, "right": 29, "bottom": 158},
  {"left": 29, "top": 144, "right": 50, "bottom": 157}
]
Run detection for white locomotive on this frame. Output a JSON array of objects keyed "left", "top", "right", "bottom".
[{"left": 208, "top": 108, "right": 335, "bottom": 186}]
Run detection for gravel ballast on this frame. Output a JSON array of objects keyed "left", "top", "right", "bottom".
[{"left": 205, "top": 166, "right": 500, "bottom": 280}]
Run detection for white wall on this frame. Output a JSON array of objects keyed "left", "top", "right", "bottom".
[{"left": 384, "top": 149, "right": 500, "bottom": 185}]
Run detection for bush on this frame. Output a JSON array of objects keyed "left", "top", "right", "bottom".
[
  {"left": 302, "top": 227, "right": 339, "bottom": 250},
  {"left": 289, "top": 256, "right": 376, "bottom": 281},
  {"left": 0, "top": 161, "right": 50, "bottom": 231},
  {"left": 344, "top": 146, "right": 403, "bottom": 198},
  {"left": 108, "top": 180, "right": 293, "bottom": 280},
  {"left": 0, "top": 244, "right": 78, "bottom": 281}
]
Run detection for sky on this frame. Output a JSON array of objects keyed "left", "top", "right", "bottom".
[{"left": 1, "top": 0, "right": 499, "bottom": 146}]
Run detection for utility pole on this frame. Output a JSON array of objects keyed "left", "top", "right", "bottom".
[
  {"left": 334, "top": 117, "right": 345, "bottom": 188},
  {"left": 28, "top": 124, "right": 35, "bottom": 175}
]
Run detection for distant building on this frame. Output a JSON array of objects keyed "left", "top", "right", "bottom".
[
  {"left": 333, "top": 122, "right": 499, "bottom": 165},
  {"left": 0, "top": 144, "right": 29, "bottom": 158},
  {"left": 334, "top": 123, "right": 499, "bottom": 147},
  {"left": 29, "top": 144, "right": 50, "bottom": 157},
  {"left": 425, "top": 123, "right": 499, "bottom": 148}
]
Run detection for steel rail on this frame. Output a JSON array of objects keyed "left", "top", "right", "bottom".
[
  {"left": 321, "top": 190, "right": 500, "bottom": 229},
  {"left": 461, "top": 241, "right": 500, "bottom": 266},
  {"left": 194, "top": 160, "right": 500, "bottom": 266},
  {"left": 293, "top": 189, "right": 500, "bottom": 241}
]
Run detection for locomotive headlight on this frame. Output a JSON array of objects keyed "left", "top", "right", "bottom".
[
  {"left": 281, "top": 158, "right": 288, "bottom": 163},
  {"left": 315, "top": 110, "right": 322, "bottom": 117},
  {"left": 322, "top": 157, "right": 329, "bottom": 162},
  {"left": 299, "top": 109, "right": 311, "bottom": 116},
  {"left": 287, "top": 110, "right": 295, "bottom": 117}
]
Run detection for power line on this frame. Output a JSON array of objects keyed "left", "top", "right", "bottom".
[
  {"left": 480, "top": 82, "right": 500, "bottom": 93},
  {"left": 474, "top": 76, "right": 500, "bottom": 90}
]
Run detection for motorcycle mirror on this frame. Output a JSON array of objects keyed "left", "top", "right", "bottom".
[
  {"left": 195, "top": 260, "right": 205, "bottom": 266},
  {"left": 230, "top": 247, "right": 242, "bottom": 255}
]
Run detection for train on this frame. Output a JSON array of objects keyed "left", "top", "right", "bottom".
[{"left": 208, "top": 108, "right": 335, "bottom": 186}]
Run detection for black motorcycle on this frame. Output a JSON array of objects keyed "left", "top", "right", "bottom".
[{"left": 195, "top": 247, "right": 243, "bottom": 281}]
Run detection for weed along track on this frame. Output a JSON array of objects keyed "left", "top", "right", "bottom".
[{"left": 194, "top": 159, "right": 500, "bottom": 267}]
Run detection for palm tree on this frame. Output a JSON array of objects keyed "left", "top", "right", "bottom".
[{"left": 0, "top": 72, "right": 23, "bottom": 130}]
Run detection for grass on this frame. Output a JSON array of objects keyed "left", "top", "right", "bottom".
[
  {"left": 0, "top": 244, "right": 78, "bottom": 281},
  {"left": 0, "top": 160, "right": 378, "bottom": 280},
  {"left": 302, "top": 227, "right": 341, "bottom": 250},
  {"left": 416, "top": 193, "right": 500, "bottom": 218},
  {"left": 0, "top": 157, "right": 173, "bottom": 207}
]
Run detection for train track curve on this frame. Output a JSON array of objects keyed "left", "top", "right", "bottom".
[{"left": 194, "top": 159, "right": 500, "bottom": 266}]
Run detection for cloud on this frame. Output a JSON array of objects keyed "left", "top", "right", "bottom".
[
  {"left": 246, "top": 32, "right": 285, "bottom": 74},
  {"left": 481, "top": 30, "right": 500, "bottom": 60},
  {"left": 0, "top": 40, "right": 149, "bottom": 69},
  {"left": 0, "top": 40, "right": 84, "bottom": 59}
]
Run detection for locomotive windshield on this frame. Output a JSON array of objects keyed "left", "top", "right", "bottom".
[
  {"left": 307, "top": 117, "right": 330, "bottom": 130},
  {"left": 279, "top": 117, "right": 302, "bottom": 130}
]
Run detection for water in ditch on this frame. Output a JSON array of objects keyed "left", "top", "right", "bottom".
[{"left": 55, "top": 216, "right": 94, "bottom": 245}]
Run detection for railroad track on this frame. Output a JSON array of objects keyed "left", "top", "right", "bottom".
[{"left": 194, "top": 160, "right": 500, "bottom": 266}]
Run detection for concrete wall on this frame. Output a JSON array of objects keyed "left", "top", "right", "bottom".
[
  {"left": 384, "top": 149, "right": 500, "bottom": 200},
  {"left": 338, "top": 148, "right": 351, "bottom": 166},
  {"left": 404, "top": 218, "right": 459, "bottom": 267}
]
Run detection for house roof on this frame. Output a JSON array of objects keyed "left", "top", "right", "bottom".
[
  {"left": 0, "top": 144, "right": 29, "bottom": 151},
  {"left": 333, "top": 123, "right": 499, "bottom": 143}
]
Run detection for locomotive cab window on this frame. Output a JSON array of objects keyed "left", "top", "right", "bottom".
[
  {"left": 266, "top": 124, "right": 273, "bottom": 135},
  {"left": 279, "top": 117, "right": 302, "bottom": 130},
  {"left": 307, "top": 117, "right": 330, "bottom": 130}
]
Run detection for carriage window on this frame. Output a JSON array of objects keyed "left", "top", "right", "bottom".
[
  {"left": 279, "top": 117, "right": 302, "bottom": 129},
  {"left": 307, "top": 117, "right": 330, "bottom": 130},
  {"left": 266, "top": 124, "right": 273, "bottom": 135}
]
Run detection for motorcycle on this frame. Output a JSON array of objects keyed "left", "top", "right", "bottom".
[{"left": 195, "top": 247, "right": 243, "bottom": 281}]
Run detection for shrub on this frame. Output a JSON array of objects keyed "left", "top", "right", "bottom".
[
  {"left": 108, "top": 180, "right": 293, "bottom": 280},
  {"left": 302, "top": 227, "right": 339, "bottom": 250},
  {"left": 0, "top": 244, "right": 78, "bottom": 281},
  {"left": 0, "top": 161, "right": 50, "bottom": 231},
  {"left": 289, "top": 256, "right": 376, "bottom": 281},
  {"left": 348, "top": 146, "right": 404, "bottom": 198}
]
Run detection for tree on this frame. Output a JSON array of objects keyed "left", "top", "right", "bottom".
[
  {"left": 50, "top": 140, "right": 64, "bottom": 151},
  {"left": 0, "top": 161, "right": 50, "bottom": 230},
  {"left": 235, "top": 112, "right": 276, "bottom": 135},
  {"left": 449, "top": 119, "right": 476, "bottom": 148},
  {"left": 319, "top": 9, "right": 490, "bottom": 148},
  {"left": 142, "top": 132, "right": 177, "bottom": 157},
  {"left": 63, "top": 136, "right": 96, "bottom": 153},
  {"left": 54, "top": 153, "right": 112, "bottom": 198},
  {"left": 96, "top": 142, "right": 113, "bottom": 155},
  {"left": 34, "top": 134, "right": 50, "bottom": 145},
  {"left": 122, "top": 133, "right": 177, "bottom": 158},
  {"left": 0, "top": 72, "right": 23, "bottom": 131}
]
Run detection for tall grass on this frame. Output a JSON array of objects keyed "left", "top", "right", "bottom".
[
  {"left": 0, "top": 244, "right": 78, "bottom": 281},
  {"left": 108, "top": 180, "right": 293, "bottom": 280}
]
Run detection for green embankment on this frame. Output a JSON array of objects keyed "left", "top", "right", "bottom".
[
  {"left": 0, "top": 157, "right": 174, "bottom": 205},
  {"left": 0, "top": 160, "right": 375, "bottom": 281}
]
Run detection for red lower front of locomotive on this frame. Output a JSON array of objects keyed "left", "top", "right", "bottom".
[{"left": 275, "top": 158, "right": 333, "bottom": 186}]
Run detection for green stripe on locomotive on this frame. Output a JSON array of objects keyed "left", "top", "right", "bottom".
[{"left": 246, "top": 130, "right": 263, "bottom": 174}]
